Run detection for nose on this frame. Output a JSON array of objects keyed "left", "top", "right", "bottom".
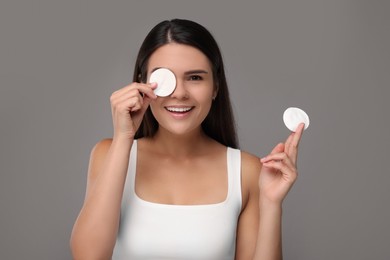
[{"left": 170, "top": 79, "right": 189, "bottom": 99}]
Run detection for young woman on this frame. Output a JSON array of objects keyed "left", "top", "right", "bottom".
[{"left": 70, "top": 19, "right": 304, "bottom": 260}]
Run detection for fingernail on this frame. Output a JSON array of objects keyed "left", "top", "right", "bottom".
[{"left": 150, "top": 82, "right": 157, "bottom": 89}]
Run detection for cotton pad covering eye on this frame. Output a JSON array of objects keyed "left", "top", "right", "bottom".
[
  {"left": 283, "top": 107, "right": 310, "bottom": 132},
  {"left": 148, "top": 68, "right": 176, "bottom": 97}
]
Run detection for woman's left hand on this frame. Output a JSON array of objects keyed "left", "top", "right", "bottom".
[{"left": 259, "top": 123, "right": 305, "bottom": 205}]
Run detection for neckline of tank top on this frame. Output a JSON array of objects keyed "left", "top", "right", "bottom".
[{"left": 131, "top": 140, "right": 236, "bottom": 209}]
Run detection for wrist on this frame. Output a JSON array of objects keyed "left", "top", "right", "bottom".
[
  {"left": 259, "top": 198, "right": 283, "bottom": 212},
  {"left": 112, "top": 135, "right": 134, "bottom": 146}
]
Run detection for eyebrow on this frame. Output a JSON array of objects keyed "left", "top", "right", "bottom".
[
  {"left": 150, "top": 67, "right": 209, "bottom": 75},
  {"left": 184, "top": 70, "right": 209, "bottom": 75}
]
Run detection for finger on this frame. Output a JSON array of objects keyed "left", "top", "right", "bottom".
[
  {"left": 139, "top": 82, "right": 158, "bottom": 99},
  {"left": 127, "top": 83, "right": 157, "bottom": 100},
  {"left": 288, "top": 123, "right": 305, "bottom": 163},
  {"left": 129, "top": 99, "right": 143, "bottom": 112},
  {"left": 262, "top": 159, "right": 294, "bottom": 172},
  {"left": 284, "top": 132, "right": 294, "bottom": 154},
  {"left": 127, "top": 96, "right": 144, "bottom": 112},
  {"left": 111, "top": 83, "right": 138, "bottom": 98},
  {"left": 123, "top": 82, "right": 157, "bottom": 92},
  {"left": 260, "top": 152, "right": 295, "bottom": 168},
  {"left": 261, "top": 152, "right": 287, "bottom": 163},
  {"left": 270, "top": 143, "right": 284, "bottom": 155},
  {"left": 112, "top": 84, "right": 157, "bottom": 114},
  {"left": 112, "top": 82, "right": 157, "bottom": 100},
  {"left": 262, "top": 161, "right": 297, "bottom": 183},
  {"left": 135, "top": 83, "right": 158, "bottom": 113},
  {"left": 292, "top": 123, "right": 305, "bottom": 147},
  {"left": 112, "top": 90, "right": 144, "bottom": 112},
  {"left": 113, "top": 87, "right": 143, "bottom": 101}
]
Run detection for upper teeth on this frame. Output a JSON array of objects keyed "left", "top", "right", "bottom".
[{"left": 166, "top": 107, "right": 192, "bottom": 112}]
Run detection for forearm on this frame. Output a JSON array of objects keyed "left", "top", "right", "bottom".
[
  {"left": 71, "top": 138, "right": 132, "bottom": 258},
  {"left": 253, "top": 201, "right": 283, "bottom": 260}
]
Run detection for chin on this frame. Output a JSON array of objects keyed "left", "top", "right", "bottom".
[{"left": 160, "top": 124, "right": 202, "bottom": 137}]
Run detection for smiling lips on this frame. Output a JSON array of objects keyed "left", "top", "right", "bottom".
[{"left": 165, "top": 106, "right": 194, "bottom": 113}]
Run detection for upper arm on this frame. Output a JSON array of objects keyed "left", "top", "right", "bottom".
[
  {"left": 83, "top": 138, "right": 113, "bottom": 203},
  {"left": 235, "top": 151, "right": 262, "bottom": 260}
]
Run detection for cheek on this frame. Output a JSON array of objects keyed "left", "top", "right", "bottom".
[
  {"left": 149, "top": 99, "right": 157, "bottom": 109},
  {"left": 148, "top": 99, "right": 165, "bottom": 122},
  {"left": 192, "top": 84, "right": 215, "bottom": 100}
]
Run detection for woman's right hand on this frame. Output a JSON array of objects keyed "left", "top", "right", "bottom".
[{"left": 109, "top": 82, "right": 157, "bottom": 140}]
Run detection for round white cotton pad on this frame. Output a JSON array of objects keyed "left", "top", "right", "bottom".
[
  {"left": 283, "top": 107, "right": 310, "bottom": 132},
  {"left": 149, "top": 68, "right": 176, "bottom": 97}
]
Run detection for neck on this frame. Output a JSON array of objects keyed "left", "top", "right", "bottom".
[{"left": 150, "top": 127, "right": 212, "bottom": 158}]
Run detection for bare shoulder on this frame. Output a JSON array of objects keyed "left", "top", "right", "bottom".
[
  {"left": 240, "top": 150, "right": 262, "bottom": 207},
  {"left": 84, "top": 138, "right": 113, "bottom": 197},
  {"left": 90, "top": 138, "right": 113, "bottom": 157},
  {"left": 241, "top": 151, "right": 262, "bottom": 176}
]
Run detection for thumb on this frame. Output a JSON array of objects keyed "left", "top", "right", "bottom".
[{"left": 138, "top": 82, "right": 157, "bottom": 115}]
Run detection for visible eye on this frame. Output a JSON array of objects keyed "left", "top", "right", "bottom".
[{"left": 188, "top": 75, "right": 203, "bottom": 81}]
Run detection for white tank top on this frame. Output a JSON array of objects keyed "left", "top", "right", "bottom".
[{"left": 112, "top": 140, "right": 242, "bottom": 259}]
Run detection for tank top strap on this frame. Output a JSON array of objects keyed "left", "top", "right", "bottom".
[{"left": 227, "top": 146, "right": 242, "bottom": 212}]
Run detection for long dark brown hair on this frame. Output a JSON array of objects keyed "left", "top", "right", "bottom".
[{"left": 133, "top": 19, "right": 238, "bottom": 148}]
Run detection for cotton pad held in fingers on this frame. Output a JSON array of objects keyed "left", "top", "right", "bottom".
[
  {"left": 283, "top": 107, "right": 310, "bottom": 132},
  {"left": 149, "top": 68, "right": 176, "bottom": 97}
]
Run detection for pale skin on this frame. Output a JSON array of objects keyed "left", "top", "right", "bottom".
[{"left": 70, "top": 43, "right": 304, "bottom": 260}]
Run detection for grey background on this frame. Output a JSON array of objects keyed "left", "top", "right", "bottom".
[{"left": 1, "top": 0, "right": 389, "bottom": 259}]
